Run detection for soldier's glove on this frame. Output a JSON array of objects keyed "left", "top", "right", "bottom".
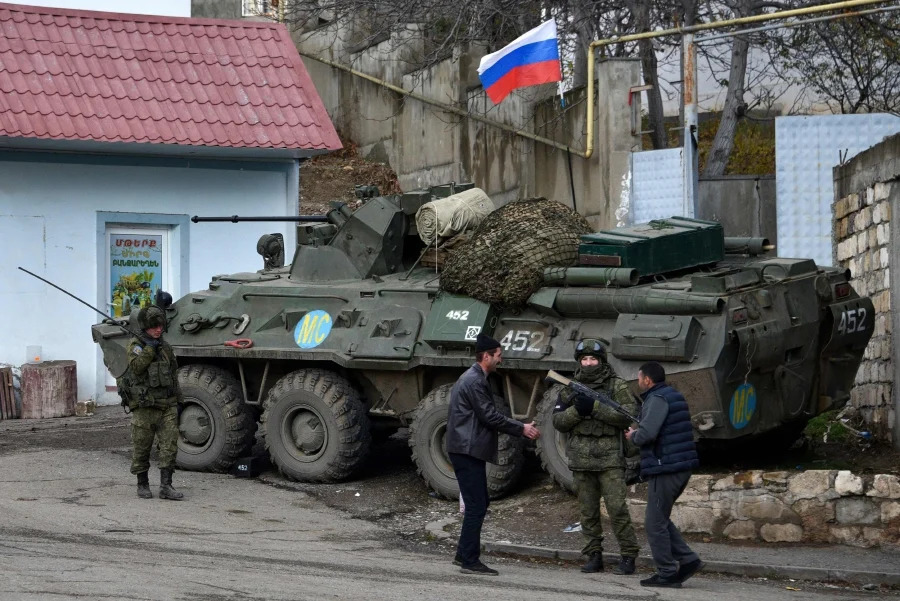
[{"left": 574, "top": 393, "right": 594, "bottom": 417}]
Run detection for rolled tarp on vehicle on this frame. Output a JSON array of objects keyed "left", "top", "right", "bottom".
[{"left": 415, "top": 187, "right": 494, "bottom": 245}]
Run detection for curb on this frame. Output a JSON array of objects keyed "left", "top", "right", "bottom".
[{"left": 482, "top": 542, "right": 900, "bottom": 587}]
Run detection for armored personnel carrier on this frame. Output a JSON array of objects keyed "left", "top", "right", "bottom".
[{"left": 92, "top": 184, "right": 874, "bottom": 497}]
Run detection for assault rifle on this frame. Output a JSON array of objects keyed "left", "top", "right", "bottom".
[{"left": 545, "top": 370, "right": 639, "bottom": 423}]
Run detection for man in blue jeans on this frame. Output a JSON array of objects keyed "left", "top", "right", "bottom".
[
  {"left": 626, "top": 361, "right": 703, "bottom": 588},
  {"left": 446, "top": 333, "right": 540, "bottom": 575}
]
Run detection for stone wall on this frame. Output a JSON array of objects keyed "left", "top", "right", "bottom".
[
  {"left": 621, "top": 471, "right": 900, "bottom": 548},
  {"left": 833, "top": 133, "right": 900, "bottom": 447}
]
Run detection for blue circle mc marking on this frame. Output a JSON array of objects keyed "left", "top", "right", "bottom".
[
  {"left": 294, "top": 310, "right": 332, "bottom": 349},
  {"left": 729, "top": 383, "right": 757, "bottom": 430}
]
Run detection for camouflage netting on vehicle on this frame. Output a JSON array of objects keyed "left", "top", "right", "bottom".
[{"left": 440, "top": 198, "right": 593, "bottom": 307}]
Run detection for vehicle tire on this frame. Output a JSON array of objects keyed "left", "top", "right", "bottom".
[
  {"left": 261, "top": 368, "right": 371, "bottom": 482},
  {"left": 176, "top": 364, "right": 257, "bottom": 472},
  {"left": 535, "top": 384, "right": 574, "bottom": 493},
  {"left": 409, "top": 383, "right": 526, "bottom": 500}
]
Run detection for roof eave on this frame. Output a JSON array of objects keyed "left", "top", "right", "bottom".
[{"left": 0, "top": 136, "right": 332, "bottom": 161}]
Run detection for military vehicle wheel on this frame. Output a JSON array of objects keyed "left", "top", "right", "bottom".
[
  {"left": 535, "top": 384, "right": 574, "bottom": 493},
  {"left": 262, "top": 369, "right": 371, "bottom": 482},
  {"left": 176, "top": 365, "right": 258, "bottom": 472},
  {"left": 409, "top": 383, "right": 526, "bottom": 500}
]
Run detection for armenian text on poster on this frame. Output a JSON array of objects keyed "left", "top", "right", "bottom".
[{"left": 109, "top": 234, "right": 163, "bottom": 317}]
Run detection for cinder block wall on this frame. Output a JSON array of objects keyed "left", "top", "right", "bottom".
[{"left": 833, "top": 133, "right": 900, "bottom": 448}]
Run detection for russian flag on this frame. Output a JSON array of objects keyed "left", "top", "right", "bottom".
[{"left": 477, "top": 20, "right": 562, "bottom": 104}]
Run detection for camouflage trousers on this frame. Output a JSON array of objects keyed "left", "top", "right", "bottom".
[
  {"left": 573, "top": 468, "right": 640, "bottom": 557},
  {"left": 130, "top": 406, "right": 178, "bottom": 475}
]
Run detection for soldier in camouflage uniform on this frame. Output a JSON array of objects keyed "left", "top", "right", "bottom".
[
  {"left": 552, "top": 339, "right": 639, "bottom": 575},
  {"left": 119, "top": 305, "right": 184, "bottom": 501}
]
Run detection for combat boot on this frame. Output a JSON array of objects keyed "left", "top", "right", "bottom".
[
  {"left": 136, "top": 472, "right": 152, "bottom": 499},
  {"left": 581, "top": 552, "right": 604, "bottom": 573},
  {"left": 159, "top": 468, "right": 184, "bottom": 500},
  {"left": 612, "top": 556, "right": 636, "bottom": 575}
]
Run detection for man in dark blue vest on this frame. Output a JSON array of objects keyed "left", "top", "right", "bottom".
[{"left": 625, "top": 361, "right": 703, "bottom": 588}]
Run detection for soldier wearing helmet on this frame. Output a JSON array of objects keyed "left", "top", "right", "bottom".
[
  {"left": 552, "top": 338, "right": 639, "bottom": 576},
  {"left": 119, "top": 302, "right": 185, "bottom": 501}
]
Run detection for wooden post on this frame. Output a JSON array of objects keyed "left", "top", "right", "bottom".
[
  {"left": 0, "top": 367, "right": 17, "bottom": 419},
  {"left": 20, "top": 360, "right": 77, "bottom": 419}
]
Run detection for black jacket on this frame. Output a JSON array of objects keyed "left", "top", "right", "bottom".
[{"left": 446, "top": 364, "right": 524, "bottom": 463}]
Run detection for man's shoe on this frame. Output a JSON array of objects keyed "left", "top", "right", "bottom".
[
  {"left": 460, "top": 562, "right": 499, "bottom": 576},
  {"left": 452, "top": 554, "right": 463, "bottom": 567},
  {"left": 580, "top": 552, "right": 604, "bottom": 573},
  {"left": 640, "top": 574, "right": 682, "bottom": 588},
  {"left": 677, "top": 559, "right": 704, "bottom": 583},
  {"left": 612, "top": 556, "right": 636, "bottom": 575}
]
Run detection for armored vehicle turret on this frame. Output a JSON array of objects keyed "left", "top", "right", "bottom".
[{"left": 92, "top": 184, "right": 873, "bottom": 497}]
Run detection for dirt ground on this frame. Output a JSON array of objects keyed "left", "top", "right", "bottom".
[{"left": 299, "top": 141, "right": 401, "bottom": 215}]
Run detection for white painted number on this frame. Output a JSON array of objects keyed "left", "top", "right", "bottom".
[
  {"left": 838, "top": 308, "right": 867, "bottom": 335},
  {"left": 499, "top": 330, "right": 545, "bottom": 352},
  {"left": 445, "top": 310, "right": 470, "bottom": 321}
]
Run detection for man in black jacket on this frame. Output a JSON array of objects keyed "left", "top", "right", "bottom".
[
  {"left": 447, "top": 333, "right": 541, "bottom": 575},
  {"left": 626, "top": 361, "right": 702, "bottom": 588}
]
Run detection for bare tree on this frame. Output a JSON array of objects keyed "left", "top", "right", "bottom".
[
  {"left": 770, "top": 4, "right": 900, "bottom": 115},
  {"left": 702, "top": 1, "right": 792, "bottom": 176}
]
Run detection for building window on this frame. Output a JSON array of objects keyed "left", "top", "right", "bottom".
[{"left": 242, "top": 0, "right": 280, "bottom": 17}]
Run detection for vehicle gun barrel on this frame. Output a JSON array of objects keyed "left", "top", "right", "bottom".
[{"left": 191, "top": 215, "right": 329, "bottom": 223}]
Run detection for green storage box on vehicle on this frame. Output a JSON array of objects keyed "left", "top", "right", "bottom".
[{"left": 578, "top": 217, "right": 724, "bottom": 277}]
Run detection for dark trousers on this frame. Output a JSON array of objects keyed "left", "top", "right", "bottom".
[
  {"left": 645, "top": 470, "right": 699, "bottom": 577},
  {"left": 449, "top": 452, "right": 489, "bottom": 567}
]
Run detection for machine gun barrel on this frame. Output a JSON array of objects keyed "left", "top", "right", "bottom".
[
  {"left": 191, "top": 215, "right": 329, "bottom": 223},
  {"left": 546, "top": 370, "right": 639, "bottom": 422}
]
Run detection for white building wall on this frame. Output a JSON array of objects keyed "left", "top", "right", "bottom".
[
  {"left": 0, "top": 153, "right": 299, "bottom": 404},
  {"left": 18, "top": 1, "right": 191, "bottom": 17}
]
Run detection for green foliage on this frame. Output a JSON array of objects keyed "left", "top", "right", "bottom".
[
  {"left": 641, "top": 113, "right": 775, "bottom": 175},
  {"left": 803, "top": 410, "right": 855, "bottom": 445}
]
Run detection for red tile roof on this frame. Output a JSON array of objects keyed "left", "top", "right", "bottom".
[{"left": 0, "top": 3, "right": 341, "bottom": 153}]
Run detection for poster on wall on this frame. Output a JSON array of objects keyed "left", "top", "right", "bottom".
[{"left": 109, "top": 233, "right": 164, "bottom": 317}]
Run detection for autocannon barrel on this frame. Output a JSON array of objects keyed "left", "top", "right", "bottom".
[
  {"left": 543, "top": 267, "right": 638, "bottom": 287},
  {"left": 552, "top": 287, "right": 725, "bottom": 316}
]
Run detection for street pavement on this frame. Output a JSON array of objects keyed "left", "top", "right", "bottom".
[{"left": 0, "top": 447, "right": 891, "bottom": 600}]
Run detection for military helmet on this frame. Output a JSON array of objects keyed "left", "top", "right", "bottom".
[
  {"left": 575, "top": 338, "right": 606, "bottom": 362},
  {"left": 137, "top": 305, "right": 167, "bottom": 330},
  {"left": 155, "top": 289, "right": 173, "bottom": 309}
]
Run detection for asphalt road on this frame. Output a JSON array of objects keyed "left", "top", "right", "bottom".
[{"left": 0, "top": 443, "right": 878, "bottom": 601}]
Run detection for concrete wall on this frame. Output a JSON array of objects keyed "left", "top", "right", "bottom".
[
  {"left": 191, "top": 0, "right": 241, "bottom": 19},
  {"left": 0, "top": 151, "right": 299, "bottom": 405},
  {"left": 698, "top": 176, "right": 777, "bottom": 247},
  {"left": 833, "top": 133, "right": 900, "bottom": 448},
  {"left": 533, "top": 60, "right": 641, "bottom": 230},
  {"left": 294, "top": 24, "right": 639, "bottom": 227}
]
